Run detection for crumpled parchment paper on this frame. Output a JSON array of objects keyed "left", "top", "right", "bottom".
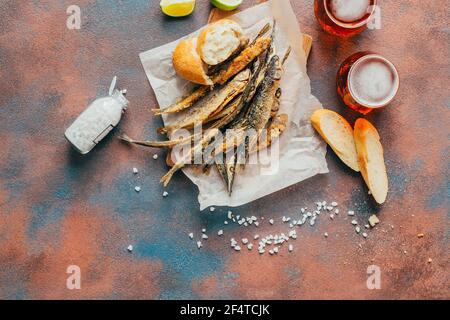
[{"left": 140, "top": 0, "right": 328, "bottom": 210}]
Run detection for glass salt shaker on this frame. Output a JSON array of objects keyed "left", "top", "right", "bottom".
[{"left": 65, "top": 76, "right": 128, "bottom": 154}]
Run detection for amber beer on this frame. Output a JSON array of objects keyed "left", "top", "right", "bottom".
[
  {"left": 337, "top": 52, "right": 399, "bottom": 114},
  {"left": 314, "top": 0, "right": 377, "bottom": 37}
]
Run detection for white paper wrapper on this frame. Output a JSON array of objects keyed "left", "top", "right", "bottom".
[{"left": 140, "top": 0, "right": 328, "bottom": 210}]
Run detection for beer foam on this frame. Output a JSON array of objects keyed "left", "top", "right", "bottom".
[
  {"left": 331, "top": 0, "right": 370, "bottom": 22},
  {"left": 351, "top": 58, "right": 395, "bottom": 106}
]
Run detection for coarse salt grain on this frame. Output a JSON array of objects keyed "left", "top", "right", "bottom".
[
  {"left": 288, "top": 244, "right": 293, "bottom": 252},
  {"left": 153, "top": 154, "right": 158, "bottom": 160},
  {"left": 134, "top": 186, "right": 141, "bottom": 192},
  {"left": 269, "top": 219, "right": 274, "bottom": 225},
  {"left": 218, "top": 230, "right": 223, "bottom": 236},
  {"left": 133, "top": 167, "right": 138, "bottom": 174},
  {"left": 188, "top": 233, "right": 194, "bottom": 239},
  {"left": 368, "top": 215, "right": 380, "bottom": 227},
  {"left": 210, "top": 207, "right": 215, "bottom": 212},
  {"left": 127, "top": 245, "right": 133, "bottom": 252},
  {"left": 162, "top": 191, "right": 168, "bottom": 197},
  {"left": 197, "top": 241, "right": 202, "bottom": 249}
]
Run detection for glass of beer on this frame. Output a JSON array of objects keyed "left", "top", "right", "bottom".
[
  {"left": 314, "top": 0, "right": 377, "bottom": 37},
  {"left": 337, "top": 52, "right": 399, "bottom": 114}
]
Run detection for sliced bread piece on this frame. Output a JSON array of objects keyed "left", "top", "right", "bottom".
[
  {"left": 172, "top": 38, "right": 213, "bottom": 86},
  {"left": 197, "top": 19, "right": 244, "bottom": 66},
  {"left": 354, "top": 118, "right": 388, "bottom": 204},
  {"left": 311, "top": 109, "right": 360, "bottom": 172}
]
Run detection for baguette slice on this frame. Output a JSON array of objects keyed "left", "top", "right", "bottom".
[
  {"left": 173, "top": 38, "right": 213, "bottom": 86},
  {"left": 354, "top": 118, "right": 388, "bottom": 204},
  {"left": 311, "top": 109, "right": 360, "bottom": 172},
  {"left": 197, "top": 19, "right": 244, "bottom": 66}
]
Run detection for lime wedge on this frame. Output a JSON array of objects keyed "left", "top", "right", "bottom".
[
  {"left": 160, "top": 0, "right": 196, "bottom": 17},
  {"left": 210, "top": 0, "right": 243, "bottom": 11}
]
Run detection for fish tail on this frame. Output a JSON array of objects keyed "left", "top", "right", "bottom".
[
  {"left": 157, "top": 127, "right": 169, "bottom": 135},
  {"left": 119, "top": 133, "right": 134, "bottom": 143},
  {"left": 160, "top": 163, "right": 183, "bottom": 187},
  {"left": 282, "top": 47, "right": 292, "bottom": 65}
]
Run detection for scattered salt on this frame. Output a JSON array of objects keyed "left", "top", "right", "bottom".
[{"left": 368, "top": 215, "right": 380, "bottom": 227}]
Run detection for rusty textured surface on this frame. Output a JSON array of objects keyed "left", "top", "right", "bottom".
[{"left": 0, "top": 0, "right": 448, "bottom": 300}]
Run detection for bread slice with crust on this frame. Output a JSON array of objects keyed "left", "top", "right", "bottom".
[
  {"left": 354, "top": 118, "right": 388, "bottom": 204},
  {"left": 311, "top": 109, "right": 360, "bottom": 172},
  {"left": 197, "top": 19, "right": 244, "bottom": 66},
  {"left": 172, "top": 38, "right": 213, "bottom": 86}
]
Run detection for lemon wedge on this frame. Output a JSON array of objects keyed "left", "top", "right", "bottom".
[
  {"left": 210, "top": 0, "right": 243, "bottom": 11},
  {"left": 160, "top": 0, "right": 196, "bottom": 17}
]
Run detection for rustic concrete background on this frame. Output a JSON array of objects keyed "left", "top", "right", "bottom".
[{"left": 0, "top": 0, "right": 448, "bottom": 299}]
